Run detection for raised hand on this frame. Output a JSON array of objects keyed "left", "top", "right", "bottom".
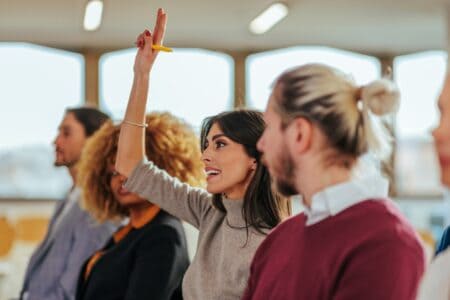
[{"left": 133, "top": 8, "right": 167, "bottom": 75}]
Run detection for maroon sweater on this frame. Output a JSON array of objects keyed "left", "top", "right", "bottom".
[{"left": 243, "top": 199, "right": 426, "bottom": 300}]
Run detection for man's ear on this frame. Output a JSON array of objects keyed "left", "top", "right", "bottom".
[{"left": 288, "top": 117, "right": 313, "bottom": 155}]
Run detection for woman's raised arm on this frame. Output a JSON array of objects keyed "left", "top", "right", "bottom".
[{"left": 116, "top": 8, "right": 167, "bottom": 176}]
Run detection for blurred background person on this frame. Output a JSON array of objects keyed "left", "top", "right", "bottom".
[
  {"left": 76, "top": 112, "right": 204, "bottom": 300},
  {"left": 434, "top": 75, "right": 450, "bottom": 256},
  {"left": 20, "top": 107, "right": 116, "bottom": 300},
  {"left": 417, "top": 74, "right": 450, "bottom": 300}
]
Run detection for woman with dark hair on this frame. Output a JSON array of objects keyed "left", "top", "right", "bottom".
[
  {"left": 76, "top": 113, "right": 204, "bottom": 300},
  {"left": 115, "top": 9, "right": 290, "bottom": 300},
  {"left": 199, "top": 111, "right": 286, "bottom": 235}
]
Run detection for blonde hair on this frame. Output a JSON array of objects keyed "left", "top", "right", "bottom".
[
  {"left": 274, "top": 63, "right": 399, "bottom": 163},
  {"left": 78, "top": 112, "right": 205, "bottom": 222}
]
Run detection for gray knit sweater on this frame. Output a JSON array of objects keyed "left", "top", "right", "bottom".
[{"left": 125, "top": 159, "right": 267, "bottom": 300}]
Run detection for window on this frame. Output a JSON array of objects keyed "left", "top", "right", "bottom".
[
  {"left": 246, "top": 46, "right": 380, "bottom": 110},
  {"left": 0, "top": 43, "right": 83, "bottom": 198},
  {"left": 100, "top": 48, "right": 233, "bottom": 130}
]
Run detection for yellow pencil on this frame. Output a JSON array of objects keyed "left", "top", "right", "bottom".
[{"left": 152, "top": 45, "right": 173, "bottom": 52}]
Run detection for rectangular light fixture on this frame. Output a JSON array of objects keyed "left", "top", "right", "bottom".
[
  {"left": 84, "top": 0, "right": 103, "bottom": 31},
  {"left": 249, "top": 3, "right": 288, "bottom": 35}
]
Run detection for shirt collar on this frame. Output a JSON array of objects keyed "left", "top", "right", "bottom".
[
  {"left": 130, "top": 205, "right": 160, "bottom": 229},
  {"left": 303, "top": 175, "right": 389, "bottom": 226},
  {"left": 62, "top": 186, "right": 81, "bottom": 212},
  {"left": 68, "top": 186, "right": 81, "bottom": 203},
  {"left": 113, "top": 205, "right": 160, "bottom": 243}
]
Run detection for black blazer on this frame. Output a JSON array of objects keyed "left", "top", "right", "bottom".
[{"left": 76, "top": 211, "right": 189, "bottom": 300}]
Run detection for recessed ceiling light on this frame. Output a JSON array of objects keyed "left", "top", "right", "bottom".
[
  {"left": 249, "top": 3, "right": 288, "bottom": 35},
  {"left": 84, "top": 0, "right": 103, "bottom": 31}
]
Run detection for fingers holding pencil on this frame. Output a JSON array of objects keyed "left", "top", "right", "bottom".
[
  {"left": 135, "top": 39, "right": 172, "bottom": 53},
  {"left": 132, "top": 8, "right": 170, "bottom": 74},
  {"left": 151, "top": 45, "right": 172, "bottom": 52},
  {"left": 134, "top": 9, "right": 172, "bottom": 53}
]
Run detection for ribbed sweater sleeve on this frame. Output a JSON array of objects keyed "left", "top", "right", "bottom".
[{"left": 125, "top": 159, "right": 212, "bottom": 229}]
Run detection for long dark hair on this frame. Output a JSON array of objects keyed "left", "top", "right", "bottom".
[{"left": 200, "top": 110, "right": 290, "bottom": 235}]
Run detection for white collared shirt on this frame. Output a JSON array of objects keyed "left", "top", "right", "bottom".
[{"left": 303, "top": 175, "right": 389, "bottom": 226}]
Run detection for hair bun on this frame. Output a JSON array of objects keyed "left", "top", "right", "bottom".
[{"left": 360, "top": 79, "right": 400, "bottom": 116}]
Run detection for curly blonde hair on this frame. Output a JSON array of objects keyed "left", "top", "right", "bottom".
[{"left": 78, "top": 112, "right": 205, "bottom": 223}]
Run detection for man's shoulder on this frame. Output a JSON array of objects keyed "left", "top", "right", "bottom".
[
  {"left": 254, "top": 214, "right": 306, "bottom": 254},
  {"left": 64, "top": 198, "right": 116, "bottom": 240}
]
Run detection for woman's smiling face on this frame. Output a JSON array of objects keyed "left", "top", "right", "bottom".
[{"left": 201, "top": 123, "right": 256, "bottom": 199}]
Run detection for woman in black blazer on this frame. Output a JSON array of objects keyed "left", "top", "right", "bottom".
[{"left": 76, "top": 113, "right": 205, "bottom": 300}]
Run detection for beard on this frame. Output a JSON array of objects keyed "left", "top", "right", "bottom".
[
  {"left": 273, "top": 151, "right": 298, "bottom": 196},
  {"left": 54, "top": 160, "right": 67, "bottom": 167},
  {"left": 275, "top": 178, "right": 298, "bottom": 197},
  {"left": 54, "top": 154, "right": 78, "bottom": 168}
]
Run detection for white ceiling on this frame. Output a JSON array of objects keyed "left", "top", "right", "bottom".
[{"left": 0, "top": 0, "right": 448, "bottom": 56}]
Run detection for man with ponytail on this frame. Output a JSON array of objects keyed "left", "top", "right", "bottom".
[{"left": 243, "top": 64, "right": 425, "bottom": 300}]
